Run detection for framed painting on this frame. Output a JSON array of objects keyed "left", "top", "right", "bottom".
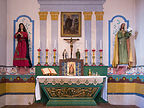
[
  {"left": 59, "top": 59, "right": 84, "bottom": 76},
  {"left": 67, "top": 62, "right": 76, "bottom": 76},
  {"left": 61, "top": 12, "right": 81, "bottom": 37}
]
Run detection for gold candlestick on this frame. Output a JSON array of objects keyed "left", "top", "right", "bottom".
[
  {"left": 44, "top": 49, "right": 49, "bottom": 66},
  {"left": 53, "top": 49, "right": 57, "bottom": 66},
  {"left": 37, "top": 48, "right": 41, "bottom": 66},
  {"left": 99, "top": 49, "right": 103, "bottom": 66},
  {"left": 85, "top": 49, "right": 89, "bottom": 66},
  {"left": 92, "top": 49, "right": 96, "bottom": 66}
]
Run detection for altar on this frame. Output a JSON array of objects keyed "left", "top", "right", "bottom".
[{"left": 35, "top": 76, "right": 107, "bottom": 106}]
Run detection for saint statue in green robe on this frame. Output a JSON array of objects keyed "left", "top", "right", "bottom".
[
  {"left": 112, "top": 23, "right": 132, "bottom": 67},
  {"left": 118, "top": 24, "right": 131, "bottom": 64},
  {"left": 76, "top": 49, "right": 80, "bottom": 59}
]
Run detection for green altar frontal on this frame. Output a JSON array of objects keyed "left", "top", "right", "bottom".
[{"left": 40, "top": 84, "right": 103, "bottom": 106}]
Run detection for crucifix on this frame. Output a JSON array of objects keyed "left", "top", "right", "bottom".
[{"left": 64, "top": 38, "right": 79, "bottom": 59}]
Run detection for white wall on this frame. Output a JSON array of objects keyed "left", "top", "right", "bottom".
[
  {"left": 135, "top": 0, "right": 144, "bottom": 66},
  {"left": 0, "top": 95, "right": 5, "bottom": 107},
  {"left": 108, "top": 94, "right": 144, "bottom": 108},
  {"left": 6, "top": 0, "right": 136, "bottom": 66},
  {"left": 0, "top": 0, "right": 7, "bottom": 65}
]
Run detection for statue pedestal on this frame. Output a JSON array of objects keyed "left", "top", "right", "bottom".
[
  {"left": 18, "top": 67, "right": 30, "bottom": 75},
  {"left": 113, "top": 65, "right": 128, "bottom": 75}
]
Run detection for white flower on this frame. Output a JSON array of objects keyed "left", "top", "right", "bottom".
[{"left": 127, "top": 27, "right": 132, "bottom": 32}]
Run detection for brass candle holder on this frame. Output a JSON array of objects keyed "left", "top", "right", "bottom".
[
  {"left": 53, "top": 49, "right": 57, "bottom": 66},
  {"left": 99, "top": 49, "right": 103, "bottom": 66},
  {"left": 44, "top": 49, "right": 49, "bottom": 66},
  {"left": 85, "top": 49, "right": 89, "bottom": 66},
  {"left": 37, "top": 48, "right": 41, "bottom": 66},
  {"left": 92, "top": 49, "right": 96, "bottom": 66}
]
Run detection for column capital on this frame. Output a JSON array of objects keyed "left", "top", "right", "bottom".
[
  {"left": 83, "top": 12, "right": 93, "bottom": 20},
  {"left": 95, "top": 12, "right": 104, "bottom": 20},
  {"left": 39, "top": 12, "right": 48, "bottom": 20},
  {"left": 50, "top": 12, "right": 59, "bottom": 20}
]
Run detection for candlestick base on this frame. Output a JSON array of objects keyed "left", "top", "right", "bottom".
[
  {"left": 37, "top": 63, "right": 41, "bottom": 66},
  {"left": 91, "top": 64, "right": 96, "bottom": 66},
  {"left": 44, "top": 63, "right": 49, "bottom": 66},
  {"left": 98, "top": 63, "right": 103, "bottom": 66},
  {"left": 52, "top": 63, "right": 57, "bottom": 66},
  {"left": 85, "top": 63, "right": 89, "bottom": 66}
]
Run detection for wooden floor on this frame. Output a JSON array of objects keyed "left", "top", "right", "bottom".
[{"left": 2, "top": 103, "right": 139, "bottom": 108}]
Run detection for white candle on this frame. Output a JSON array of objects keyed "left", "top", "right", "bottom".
[
  {"left": 100, "top": 40, "right": 102, "bottom": 49},
  {"left": 54, "top": 40, "right": 56, "bottom": 49},
  {"left": 86, "top": 40, "right": 87, "bottom": 49}
]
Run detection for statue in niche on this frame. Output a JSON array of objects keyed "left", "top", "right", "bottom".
[
  {"left": 62, "top": 49, "right": 68, "bottom": 59},
  {"left": 13, "top": 23, "right": 32, "bottom": 68},
  {"left": 112, "top": 23, "right": 137, "bottom": 67},
  {"left": 76, "top": 49, "right": 80, "bottom": 59}
]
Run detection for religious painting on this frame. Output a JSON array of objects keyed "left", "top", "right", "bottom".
[
  {"left": 61, "top": 12, "right": 81, "bottom": 37},
  {"left": 67, "top": 62, "right": 76, "bottom": 76},
  {"left": 59, "top": 59, "right": 84, "bottom": 76}
]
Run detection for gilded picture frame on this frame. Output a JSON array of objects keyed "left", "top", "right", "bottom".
[
  {"left": 59, "top": 59, "right": 84, "bottom": 76},
  {"left": 61, "top": 12, "right": 81, "bottom": 37},
  {"left": 67, "top": 62, "right": 76, "bottom": 76}
]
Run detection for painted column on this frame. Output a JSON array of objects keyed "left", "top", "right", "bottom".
[
  {"left": 50, "top": 12, "right": 59, "bottom": 65},
  {"left": 83, "top": 12, "right": 92, "bottom": 65},
  {"left": 95, "top": 12, "right": 104, "bottom": 65},
  {"left": 39, "top": 12, "right": 48, "bottom": 65}
]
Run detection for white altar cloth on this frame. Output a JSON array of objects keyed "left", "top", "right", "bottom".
[{"left": 35, "top": 76, "right": 107, "bottom": 101}]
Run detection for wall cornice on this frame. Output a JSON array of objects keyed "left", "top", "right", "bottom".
[{"left": 38, "top": 0, "right": 106, "bottom": 11}]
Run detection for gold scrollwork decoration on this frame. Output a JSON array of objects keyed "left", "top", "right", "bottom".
[{"left": 45, "top": 87, "right": 99, "bottom": 98}]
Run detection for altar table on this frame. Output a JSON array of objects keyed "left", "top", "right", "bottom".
[{"left": 35, "top": 76, "right": 107, "bottom": 106}]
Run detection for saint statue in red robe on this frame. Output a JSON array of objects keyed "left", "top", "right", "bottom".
[{"left": 13, "top": 23, "right": 32, "bottom": 67}]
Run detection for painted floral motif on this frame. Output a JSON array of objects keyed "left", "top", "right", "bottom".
[
  {"left": 108, "top": 66, "right": 144, "bottom": 75},
  {"left": 0, "top": 67, "right": 35, "bottom": 75}
]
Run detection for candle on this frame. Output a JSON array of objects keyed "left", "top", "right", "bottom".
[
  {"left": 54, "top": 40, "right": 56, "bottom": 49},
  {"left": 100, "top": 40, "right": 102, "bottom": 49},
  {"left": 86, "top": 40, "right": 87, "bottom": 49}
]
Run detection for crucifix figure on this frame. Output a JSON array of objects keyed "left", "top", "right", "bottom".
[{"left": 64, "top": 38, "right": 79, "bottom": 58}]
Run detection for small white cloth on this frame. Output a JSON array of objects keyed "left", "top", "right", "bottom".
[
  {"left": 35, "top": 76, "right": 107, "bottom": 101},
  {"left": 35, "top": 78, "right": 41, "bottom": 100}
]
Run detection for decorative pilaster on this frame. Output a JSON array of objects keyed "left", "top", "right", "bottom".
[
  {"left": 39, "top": 12, "right": 48, "bottom": 65},
  {"left": 95, "top": 12, "right": 104, "bottom": 21},
  {"left": 83, "top": 12, "right": 92, "bottom": 65},
  {"left": 83, "top": 12, "right": 93, "bottom": 20},
  {"left": 95, "top": 11, "right": 104, "bottom": 65},
  {"left": 50, "top": 12, "right": 59, "bottom": 20},
  {"left": 39, "top": 12, "right": 48, "bottom": 20},
  {"left": 50, "top": 12, "right": 59, "bottom": 65}
]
